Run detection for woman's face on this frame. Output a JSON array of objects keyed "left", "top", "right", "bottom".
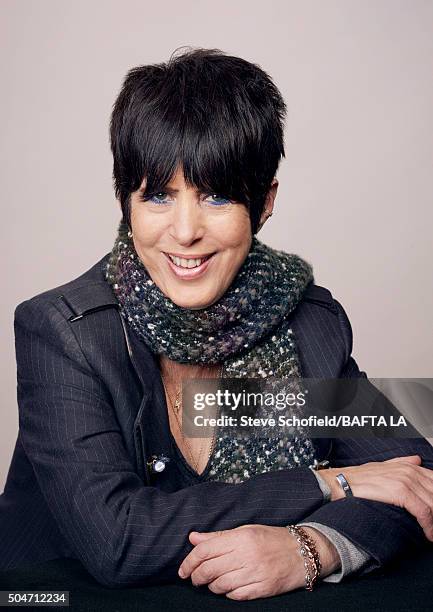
[{"left": 129, "top": 167, "right": 277, "bottom": 310}]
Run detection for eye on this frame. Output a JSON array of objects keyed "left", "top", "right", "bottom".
[
  {"left": 205, "top": 194, "right": 232, "bottom": 206},
  {"left": 142, "top": 191, "right": 172, "bottom": 205}
]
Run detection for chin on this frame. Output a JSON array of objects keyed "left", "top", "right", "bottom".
[{"left": 167, "top": 290, "right": 218, "bottom": 310}]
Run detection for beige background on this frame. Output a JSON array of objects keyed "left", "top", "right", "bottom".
[{"left": 1, "top": 0, "right": 432, "bottom": 491}]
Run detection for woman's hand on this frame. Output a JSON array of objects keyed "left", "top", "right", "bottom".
[
  {"left": 319, "top": 454, "right": 433, "bottom": 541},
  {"left": 178, "top": 525, "right": 340, "bottom": 600}
]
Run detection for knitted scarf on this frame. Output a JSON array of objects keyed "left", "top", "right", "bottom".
[{"left": 104, "top": 220, "right": 317, "bottom": 481}]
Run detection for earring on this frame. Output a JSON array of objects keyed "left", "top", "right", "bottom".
[{"left": 127, "top": 230, "right": 133, "bottom": 238}]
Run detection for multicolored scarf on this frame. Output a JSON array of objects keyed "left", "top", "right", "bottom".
[{"left": 104, "top": 220, "right": 317, "bottom": 482}]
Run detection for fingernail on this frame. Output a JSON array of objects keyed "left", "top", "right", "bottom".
[{"left": 178, "top": 568, "right": 186, "bottom": 578}]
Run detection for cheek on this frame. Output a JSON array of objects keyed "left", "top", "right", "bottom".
[
  {"left": 218, "top": 208, "right": 252, "bottom": 247},
  {"left": 130, "top": 207, "right": 161, "bottom": 250}
]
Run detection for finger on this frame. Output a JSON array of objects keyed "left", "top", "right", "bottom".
[
  {"left": 387, "top": 465, "right": 433, "bottom": 538},
  {"left": 385, "top": 455, "right": 421, "bottom": 464},
  {"left": 411, "top": 475, "right": 433, "bottom": 538},
  {"left": 400, "top": 486, "right": 433, "bottom": 541},
  {"left": 418, "top": 465, "right": 433, "bottom": 482},
  {"left": 190, "top": 553, "right": 242, "bottom": 587},
  {"left": 398, "top": 465, "right": 433, "bottom": 495},
  {"left": 179, "top": 535, "right": 234, "bottom": 578},
  {"left": 207, "top": 567, "right": 254, "bottom": 595},
  {"left": 417, "top": 470, "right": 433, "bottom": 495},
  {"left": 415, "top": 476, "right": 433, "bottom": 533},
  {"left": 225, "top": 581, "right": 265, "bottom": 601},
  {"left": 189, "top": 530, "right": 225, "bottom": 544}
]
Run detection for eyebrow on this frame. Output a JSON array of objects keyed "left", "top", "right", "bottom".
[{"left": 142, "top": 186, "right": 205, "bottom": 195}]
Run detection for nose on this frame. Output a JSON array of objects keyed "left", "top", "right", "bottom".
[{"left": 169, "top": 197, "right": 205, "bottom": 246}]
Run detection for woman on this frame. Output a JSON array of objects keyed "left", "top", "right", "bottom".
[{"left": 1, "top": 48, "right": 433, "bottom": 600}]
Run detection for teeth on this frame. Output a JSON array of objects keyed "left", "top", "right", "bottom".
[{"left": 167, "top": 254, "right": 209, "bottom": 268}]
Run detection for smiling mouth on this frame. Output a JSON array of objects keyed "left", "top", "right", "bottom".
[{"left": 163, "top": 252, "right": 216, "bottom": 269}]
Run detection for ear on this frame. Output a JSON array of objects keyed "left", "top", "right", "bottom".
[{"left": 256, "top": 178, "right": 278, "bottom": 233}]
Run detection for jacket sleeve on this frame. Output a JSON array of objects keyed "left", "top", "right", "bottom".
[
  {"left": 299, "top": 471, "right": 374, "bottom": 582},
  {"left": 14, "top": 297, "right": 325, "bottom": 589},
  {"left": 297, "top": 298, "right": 433, "bottom": 573}
]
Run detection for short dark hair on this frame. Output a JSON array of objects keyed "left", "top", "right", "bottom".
[{"left": 109, "top": 47, "right": 287, "bottom": 234}]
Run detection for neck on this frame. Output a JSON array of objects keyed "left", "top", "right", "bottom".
[{"left": 158, "top": 354, "right": 220, "bottom": 383}]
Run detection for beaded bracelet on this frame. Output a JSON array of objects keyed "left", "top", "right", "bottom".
[{"left": 286, "top": 525, "right": 321, "bottom": 591}]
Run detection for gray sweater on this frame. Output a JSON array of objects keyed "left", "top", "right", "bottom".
[{"left": 299, "top": 469, "right": 373, "bottom": 582}]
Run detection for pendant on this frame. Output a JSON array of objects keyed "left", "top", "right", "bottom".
[{"left": 147, "top": 454, "right": 171, "bottom": 473}]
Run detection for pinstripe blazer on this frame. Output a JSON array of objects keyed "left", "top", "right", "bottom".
[{"left": 1, "top": 252, "right": 432, "bottom": 588}]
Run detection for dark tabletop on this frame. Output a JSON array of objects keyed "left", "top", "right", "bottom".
[{"left": 1, "top": 546, "right": 433, "bottom": 612}]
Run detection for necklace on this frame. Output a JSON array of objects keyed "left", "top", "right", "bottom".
[{"left": 162, "top": 364, "right": 223, "bottom": 474}]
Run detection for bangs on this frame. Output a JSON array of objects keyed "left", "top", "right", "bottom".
[{"left": 137, "top": 118, "right": 250, "bottom": 204}]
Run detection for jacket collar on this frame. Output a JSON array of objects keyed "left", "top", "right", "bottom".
[
  {"left": 57, "top": 251, "right": 160, "bottom": 391},
  {"left": 58, "top": 253, "right": 119, "bottom": 321},
  {"left": 57, "top": 252, "right": 175, "bottom": 478},
  {"left": 64, "top": 252, "right": 162, "bottom": 374}
]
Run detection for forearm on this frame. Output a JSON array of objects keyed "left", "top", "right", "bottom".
[
  {"left": 296, "top": 455, "right": 433, "bottom": 572},
  {"left": 108, "top": 468, "right": 325, "bottom": 586},
  {"left": 22, "top": 428, "right": 326, "bottom": 589},
  {"left": 303, "top": 437, "right": 433, "bottom": 571}
]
